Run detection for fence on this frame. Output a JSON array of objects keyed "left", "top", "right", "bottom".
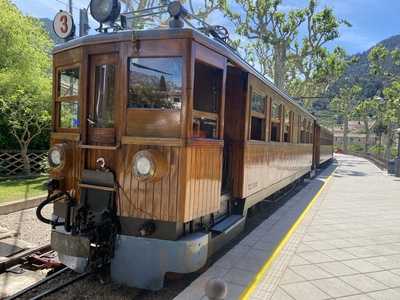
[{"left": 0, "top": 150, "right": 48, "bottom": 177}]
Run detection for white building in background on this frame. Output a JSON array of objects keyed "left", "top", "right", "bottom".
[{"left": 333, "top": 120, "right": 376, "bottom": 150}]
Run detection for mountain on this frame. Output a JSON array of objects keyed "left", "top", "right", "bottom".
[
  {"left": 40, "top": 18, "right": 64, "bottom": 45},
  {"left": 312, "top": 34, "right": 400, "bottom": 124}
]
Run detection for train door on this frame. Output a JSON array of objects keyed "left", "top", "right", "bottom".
[
  {"left": 85, "top": 53, "right": 119, "bottom": 170},
  {"left": 222, "top": 66, "right": 247, "bottom": 196}
]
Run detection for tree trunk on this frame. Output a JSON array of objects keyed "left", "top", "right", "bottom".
[
  {"left": 343, "top": 115, "right": 349, "bottom": 153},
  {"left": 20, "top": 144, "right": 31, "bottom": 175},
  {"left": 384, "top": 122, "right": 393, "bottom": 161},
  {"left": 273, "top": 42, "right": 287, "bottom": 90},
  {"left": 363, "top": 115, "right": 369, "bottom": 153}
]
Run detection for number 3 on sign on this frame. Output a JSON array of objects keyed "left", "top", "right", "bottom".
[{"left": 53, "top": 11, "right": 74, "bottom": 39}]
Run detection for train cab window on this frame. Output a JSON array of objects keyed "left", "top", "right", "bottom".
[
  {"left": 128, "top": 57, "right": 182, "bottom": 109},
  {"left": 56, "top": 67, "right": 80, "bottom": 129},
  {"left": 92, "top": 64, "right": 115, "bottom": 128},
  {"left": 192, "top": 61, "right": 222, "bottom": 139},
  {"left": 58, "top": 68, "right": 79, "bottom": 97},
  {"left": 270, "top": 102, "right": 281, "bottom": 142},
  {"left": 249, "top": 91, "right": 266, "bottom": 141},
  {"left": 60, "top": 101, "right": 79, "bottom": 128}
]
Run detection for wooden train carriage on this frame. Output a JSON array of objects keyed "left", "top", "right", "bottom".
[
  {"left": 51, "top": 28, "right": 316, "bottom": 226},
  {"left": 48, "top": 27, "right": 323, "bottom": 290}
]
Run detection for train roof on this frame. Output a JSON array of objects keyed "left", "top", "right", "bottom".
[{"left": 53, "top": 28, "right": 316, "bottom": 120}]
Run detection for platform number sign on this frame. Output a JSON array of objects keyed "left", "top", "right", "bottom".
[{"left": 53, "top": 11, "right": 75, "bottom": 39}]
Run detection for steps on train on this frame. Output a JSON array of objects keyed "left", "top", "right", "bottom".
[{"left": 210, "top": 215, "right": 244, "bottom": 234}]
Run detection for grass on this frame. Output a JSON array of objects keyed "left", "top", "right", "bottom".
[{"left": 0, "top": 176, "right": 48, "bottom": 204}]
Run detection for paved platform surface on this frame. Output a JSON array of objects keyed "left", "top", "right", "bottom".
[{"left": 175, "top": 154, "right": 400, "bottom": 300}]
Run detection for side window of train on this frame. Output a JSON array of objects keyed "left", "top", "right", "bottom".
[
  {"left": 283, "top": 109, "right": 293, "bottom": 143},
  {"left": 249, "top": 89, "right": 266, "bottom": 141},
  {"left": 300, "top": 118, "right": 307, "bottom": 143},
  {"left": 270, "top": 102, "right": 281, "bottom": 142},
  {"left": 192, "top": 61, "right": 223, "bottom": 139},
  {"left": 56, "top": 67, "right": 80, "bottom": 129},
  {"left": 127, "top": 57, "right": 183, "bottom": 109}
]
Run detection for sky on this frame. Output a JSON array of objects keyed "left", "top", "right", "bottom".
[{"left": 11, "top": 0, "right": 400, "bottom": 55}]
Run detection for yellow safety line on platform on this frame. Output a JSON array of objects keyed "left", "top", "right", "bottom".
[{"left": 240, "top": 170, "right": 335, "bottom": 300}]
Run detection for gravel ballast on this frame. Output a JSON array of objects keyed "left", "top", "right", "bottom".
[{"left": 0, "top": 205, "right": 52, "bottom": 246}]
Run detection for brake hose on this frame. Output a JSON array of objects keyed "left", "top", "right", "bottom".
[{"left": 36, "top": 192, "right": 70, "bottom": 228}]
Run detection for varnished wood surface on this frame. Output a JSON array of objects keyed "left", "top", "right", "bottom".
[
  {"left": 182, "top": 142, "right": 223, "bottom": 222},
  {"left": 121, "top": 136, "right": 184, "bottom": 147},
  {"left": 241, "top": 142, "right": 313, "bottom": 198},
  {"left": 118, "top": 141, "right": 223, "bottom": 222},
  {"left": 126, "top": 109, "right": 181, "bottom": 138},
  {"left": 118, "top": 144, "right": 181, "bottom": 221},
  {"left": 51, "top": 132, "right": 80, "bottom": 142},
  {"left": 50, "top": 138, "right": 81, "bottom": 194}
]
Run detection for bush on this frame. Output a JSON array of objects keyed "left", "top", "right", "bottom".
[
  {"left": 348, "top": 144, "right": 364, "bottom": 153},
  {"left": 369, "top": 144, "right": 385, "bottom": 156}
]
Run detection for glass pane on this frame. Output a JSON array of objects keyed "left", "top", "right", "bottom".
[
  {"left": 193, "top": 61, "right": 222, "bottom": 113},
  {"left": 193, "top": 118, "right": 217, "bottom": 139},
  {"left": 250, "top": 117, "right": 264, "bottom": 141},
  {"left": 285, "top": 110, "right": 290, "bottom": 124},
  {"left": 251, "top": 93, "right": 265, "bottom": 114},
  {"left": 271, "top": 103, "right": 281, "bottom": 120},
  {"left": 92, "top": 64, "right": 115, "bottom": 128},
  {"left": 60, "top": 101, "right": 80, "bottom": 128},
  {"left": 58, "top": 68, "right": 79, "bottom": 97},
  {"left": 128, "top": 57, "right": 182, "bottom": 109}
]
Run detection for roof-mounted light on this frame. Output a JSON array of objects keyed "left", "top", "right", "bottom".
[
  {"left": 167, "top": 1, "right": 187, "bottom": 28},
  {"left": 90, "top": 0, "right": 121, "bottom": 24}
]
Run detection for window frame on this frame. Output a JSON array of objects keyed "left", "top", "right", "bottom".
[
  {"left": 249, "top": 87, "right": 267, "bottom": 142},
  {"left": 270, "top": 101, "right": 282, "bottom": 142},
  {"left": 55, "top": 64, "right": 81, "bottom": 131},
  {"left": 192, "top": 59, "right": 224, "bottom": 140},
  {"left": 127, "top": 56, "right": 184, "bottom": 112},
  {"left": 283, "top": 107, "right": 293, "bottom": 143}
]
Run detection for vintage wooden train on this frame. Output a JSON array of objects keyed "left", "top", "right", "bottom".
[{"left": 37, "top": 1, "right": 333, "bottom": 291}]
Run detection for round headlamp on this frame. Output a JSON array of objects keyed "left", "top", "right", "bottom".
[
  {"left": 132, "top": 150, "right": 167, "bottom": 181},
  {"left": 90, "top": 0, "right": 121, "bottom": 24},
  {"left": 133, "top": 151, "right": 155, "bottom": 179},
  {"left": 48, "top": 144, "right": 65, "bottom": 169}
]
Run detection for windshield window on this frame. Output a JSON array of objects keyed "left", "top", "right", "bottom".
[{"left": 128, "top": 57, "right": 182, "bottom": 109}]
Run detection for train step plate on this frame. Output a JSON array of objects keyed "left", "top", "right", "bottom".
[{"left": 211, "top": 215, "right": 244, "bottom": 234}]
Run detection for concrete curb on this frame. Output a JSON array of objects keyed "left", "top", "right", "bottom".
[{"left": 0, "top": 195, "right": 47, "bottom": 215}]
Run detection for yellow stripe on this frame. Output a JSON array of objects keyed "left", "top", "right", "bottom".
[{"left": 240, "top": 171, "right": 335, "bottom": 299}]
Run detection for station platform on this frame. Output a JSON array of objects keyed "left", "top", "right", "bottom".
[{"left": 174, "top": 154, "right": 400, "bottom": 300}]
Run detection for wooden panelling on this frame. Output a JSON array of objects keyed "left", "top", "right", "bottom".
[
  {"left": 118, "top": 144, "right": 181, "bottom": 221},
  {"left": 118, "top": 142, "right": 223, "bottom": 222},
  {"left": 320, "top": 145, "right": 333, "bottom": 164},
  {"left": 241, "top": 142, "right": 313, "bottom": 198},
  {"left": 50, "top": 138, "right": 81, "bottom": 193},
  {"left": 126, "top": 109, "right": 181, "bottom": 138},
  {"left": 183, "top": 142, "right": 223, "bottom": 222}
]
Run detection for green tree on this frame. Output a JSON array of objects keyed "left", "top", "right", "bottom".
[
  {"left": 331, "top": 85, "right": 362, "bottom": 153},
  {"left": 352, "top": 98, "right": 378, "bottom": 153},
  {"left": 224, "top": 0, "right": 349, "bottom": 91},
  {"left": 368, "top": 45, "right": 400, "bottom": 160},
  {"left": 0, "top": 0, "right": 52, "bottom": 174}
]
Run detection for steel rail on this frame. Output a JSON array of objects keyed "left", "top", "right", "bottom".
[
  {"left": 6, "top": 267, "right": 69, "bottom": 300},
  {"left": 0, "top": 244, "right": 51, "bottom": 273},
  {"left": 30, "top": 271, "right": 91, "bottom": 300}
]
